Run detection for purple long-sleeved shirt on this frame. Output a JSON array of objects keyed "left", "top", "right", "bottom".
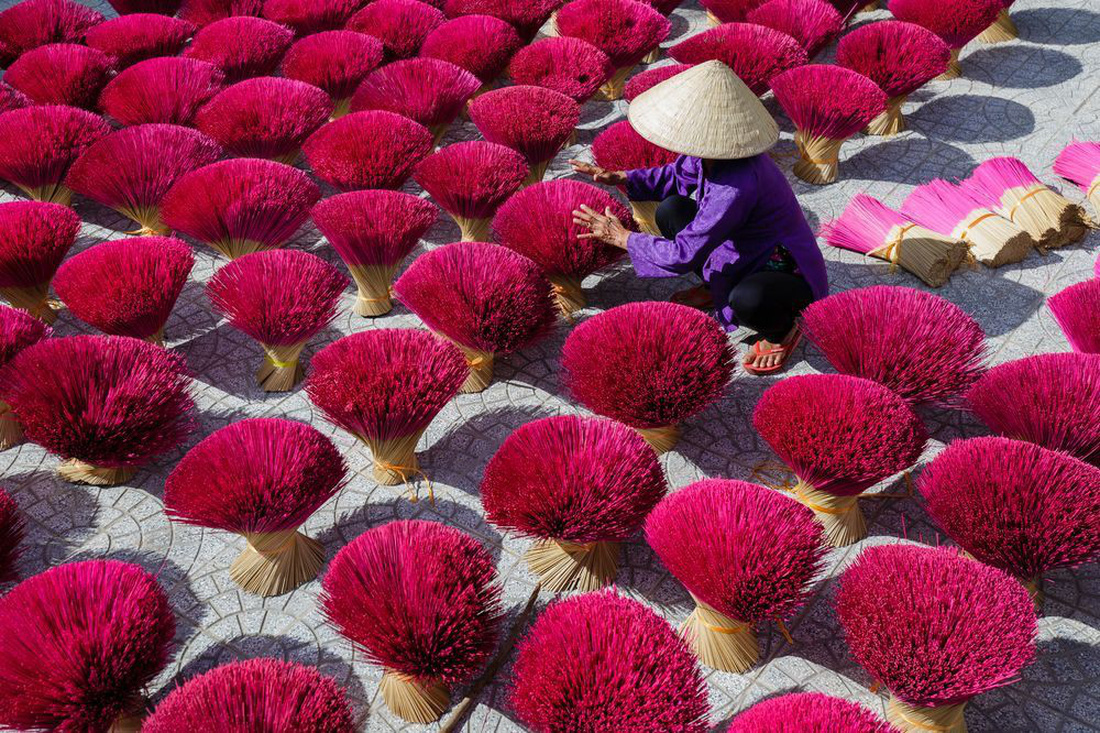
[{"left": 625, "top": 154, "right": 828, "bottom": 330}]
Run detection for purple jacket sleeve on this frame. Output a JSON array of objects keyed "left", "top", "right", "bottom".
[{"left": 624, "top": 163, "right": 688, "bottom": 202}]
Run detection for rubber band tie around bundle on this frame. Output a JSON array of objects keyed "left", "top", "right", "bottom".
[
  {"left": 879, "top": 224, "right": 917, "bottom": 273},
  {"left": 1006, "top": 185, "right": 1047, "bottom": 223},
  {"left": 375, "top": 460, "right": 435, "bottom": 505},
  {"left": 958, "top": 211, "right": 998, "bottom": 241},
  {"left": 700, "top": 617, "right": 749, "bottom": 635},
  {"left": 265, "top": 354, "right": 297, "bottom": 369},
  {"left": 1086, "top": 177, "right": 1100, "bottom": 204}
]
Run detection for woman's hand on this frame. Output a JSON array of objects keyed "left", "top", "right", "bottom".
[
  {"left": 573, "top": 205, "right": 631, "bottom": 250},
  {"left": 569, "top": 160, "right": 627, "bottom": 186}
]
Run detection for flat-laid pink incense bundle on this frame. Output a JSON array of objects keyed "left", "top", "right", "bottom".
[
  {"left": 413, "top": 142, "right": 527, "bottom": 242},
  {"left": 143, "top": 659, "right": 355, "bottom": 733},
  {"left": 696, "top": 0, "right": 766, "bottom": 24},
  {"left": 561, "top": 302, "right": 733, "bottom": 452},
  {"left": 977, "top": 0, "right": 1017, "bottom": 44},
  {"left": 0, "top": 560, "right": 174, "bottom": 732},
  {"left": 443, "top": 0, "right": 560, "bottom": 41},
  {"left": 207, "top": 249, "right": 346, "bottom": 391},
  {"left": 510, "top": 590, "right": 709, "bottom": 732},
  {"left": 99, "top": 56, "right": 226, "bottom": 126},
  {"left": 0, "top": 82, "right": 28, "bottom": 112},
  {"left": 1050, "top": 279, "right": 1100, "bottom": 354},
  {"left": 323, "top": 520, "right": 502, "bottom": 722},
  {"left": 492, "top": 179, "right": 627, "bottom": 315},
  {"left": 1054, "top": 140, "right": 1100, "bottom": 214},
  {"left": 728, "top": 693, "right": 895, "bottom": 732},
  {"left": 920, "top": 436, "right": 1100, "bottom": 608},
  {"left": 160, "top": 158, "right": 320, "bottom": 259},
  {"left": 820, "top": 193, "right": 969, "bottom": 287},
  {"left": 887, "top": 0, "right": 1002, "bottom": 79},
  {"left": 349, "top": 58, "right": 480, "bottom": 145},
  {"left": 770, "top": 64, "right": 887, "bottom": 184},
  {"left": 178, "top": 0, "right": 264, "bottom": 26},
  {"left": 646, "top": 479, "right": 825, "bottom": 672},
  {"left": 555, "top": 0, "right": 671, "bottom": 100},
  {"left": 623, "top": 62, "right": 691, "bottom": 101},
  {"left": 0, "top": 304, "right": 50, "bottom": 450},
  {"left": 421, "top": 14, "right": 523, "bottom": 90},
  {"left": 592, "top": 120, "right": 678, "bottom": 234},
  {"left": 468, "top": 85, "right": 580, "bottom": 186},
  {"left": 801, "top": 285, "right": 987, "bottom": 405},
  {"left": 668, "top": 23, "right": 806, "bottom": 96},
  {"left": 165, "top": 418, "right": 348, "bottom": 595},
  {"left": 0, "top": 487, "right": 22, "bottom": 582},
  {"left": 4, "top": 43, "right": 113, "bottom": 109},
  {"left": 281, "top": 31, "right": 382, "bottom": 119},
  {"left": 52, "top": 237, "right": 193, "bottom": 345},
  {"left": 0, "top": 105, "right": 109, "bottom": 204},
  {"left": 262, "top": 0, "right": 364, "bottom": 34},
  {"left": 746, "top": 0, "right": 843, "bottom": 58},
  {"left": 835, "top": 20, "right": 950, "bottom": 136},
  {"left": 754, "top": 374, "right": 927, "bottom": 546},
  {"left": 66, "top": 123, "right": 222, "bottom": 236},
  {"left": 85, "top": 14, "right": 195, "bottom": 68},
  {"left": 347, "top": 0, "right": 444, "bottom": 59},
  {"left": 901, "top": 178, "right": 1033, "bottom": 267},
  {"left": 196, "top": 77, "right": 332, "bottom": 162},
  {"left": 312, "top": 191, "right": 437, "bottom": 316},
  {"left": 183, "top": 16, "right": 293, "bottom": 82},
  {"left": 507, "top": 37, "right": 612, "bottom": 104},
  {"left": 0, "top": 200, "right": 80, "bottom": 322},
  {"left": 306, "top": 329, "right": 466, "bottom": 487},
  {"left": 0, "top": 0, "right": 102, "bottom": 61},
  {"left": 837, "top": 544, "right": 1036, "bottom": 733},
  {"left": 303, "top": 110, "right": 434, "bottom": 191}
]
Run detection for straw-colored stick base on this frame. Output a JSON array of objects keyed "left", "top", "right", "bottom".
[
  {"left": 635, "top": 423, "right": 681, "bottom": 454},
  {"left": 792, "top": 482, "right": 866, "bottom": 547},
  {"left": 18, "top": 183, "right": 72, "bottom": 205},
  {"left": 429, "top": 122, "right": 451, "bottom": 147},
  {"left": 887, "top": 697, "right": 967, "bottom": 733},
  {"left": 868, "top": 223, "right": 969, "bottom": 288},
  {"left": 547, "top": 274, "right": 585, "bottom": 317},
  {"left": 119, "top": 205, "right": 169, "bottom": 236},
  {"left": 209, "top": 238, "right": 272, "bottom": 260},
  {"left": 380, "top": 671, "right": 450, "bottom": 724},
  {"left": 331, "top": 97, "right": 352, "bottom": 120},
  {"left": 705, "top": 9, "right": 721, "bottom": 26},
  {"left": 455, "top": 345, "right": 494, "bottom": 394},
  {"left": 360, "top": 432, "right": 425, "bottom": 487},
  {"left": 792, "top": 133, "right": 843, "bottom": 185},
  {"left": 598, "top": 65, "right": 634, "bottom": 101},
  {"left": 347, "top": 264, "right": 397, "bottom": 317},
  {"left": 523, "top": 158, "right": 557, "bottom": 188},
  {"left": 57, "top": 459, "right": 136, "bottom": 486},
  {"left": 524, "top": 538, "right": 619, "bottom": 592},
  {"left": 998, "top": 185, "right": 1090, "bottom": 249},
  {"left": 1023, "top": 576, "right": 1044, "bottom": 611},
  {"left": 452, "top": 214, "right": 492, "bottom": 242},
  {"left": 108, "top": 711, "right": 144, "bottom": 732},
  {"left": 0, "top": 284, "right": 57, "bottom": 323},
  {"left": 859, "top": 0, "right": 880, "bottom": 11},
  {"left": 682, "top": 599, "right": 759, "bottom": 673},
  {"left": 630, "top": 200, "right": 661, "bottom": 235},
  {"left": 936, "top": 48, "right": 962, "bottom": 80},
  {"left": 229, "top": 529, "right": 324, "bottom": 597},
  {"left": 642, "top": 47, "right": 659, "bottom": 64},
  {"left": 257, "top": 343, "right": 305, "bottom": 392},
  {"left": 952, "top": 211, "right": 1034, "bottom": 267},
  {"left": 865, "top": 96, "right": 907, "bottom": 136},
  {"left": 0, "top": 404, "right": 22, "bottom": 451},
  {"left": 978, "top": 9, "right": 1018, "bottom": 43}
]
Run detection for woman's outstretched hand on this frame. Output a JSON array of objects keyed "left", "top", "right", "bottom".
[
  {"left": 573, "top": 205, "right": 630, "bottom": 250},
  {"left": 569, "top": 160, "right": 627, "bottom": 186}
]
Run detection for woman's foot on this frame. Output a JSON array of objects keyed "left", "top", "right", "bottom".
[
  {"left": 743, "top": 326, "right": 802, "bottom": 374},
  {"left": 670, "top": 284, "right": 714, "bottom": 309}
]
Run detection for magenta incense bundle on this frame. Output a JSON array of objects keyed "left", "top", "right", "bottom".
[
  {"left": 770, "top": 64, "right": 887, "bottom": 184},
  {"left": 322, "top": 520, "right": 502, "bottom": 722},
  {"left": 0, "top": 105, "right": 109, "bottom": 204},
  {"left": 143, "top": 659, "right": 356, "bottom": 733},
  {"left": 281, "top": 31, "right": 383, "bottom": 118},
  {"left": 747, "top": 0, "right": 843, "bottom": 58},
  {"left": 99, "top": 57, "right": 226, "bottom": 126},
  {"left": 697, "top": 0, "right": 766, "bottom": 24},
  {"left": 160, "top": 158, "right": 320, "bottom": 259},
  {"left": 801, "top": 285, "right": 988, "bottom": 404},
  {"left": 178, "top": 0, "right": 264, "bottom": 27},
  {"left": 52, "top": 237, "right": 194, "bottom": 345},
  {"left": 646, "top": 480, "right": 825, "bottom": 672},
  {"left": 66, "top": 123, "right": 222, "bottom": 236},
  {"left": 623, "top": 62, "right": 691, "bottom": 101},
  {"left": 492, "top": 179, "right": 628, "bottom": 315},
  {"left": 1054, "top": 140, "right": 1100, "bottom": 214},
  {"left": 306, "top": 329, "right": 466, "bottom": 487},
  {"left": 0, "top": 0, "right": 102, "bottom": 61},
  {"left": 421, "top": 14, "right": 522, "bottom": 91},
  {"left": 0, "top": 560, "right": 174, "bottom": 732},
  {"left": 754, "top": 374, "right": 927, "bottom": 546},
  {"left": 4, "top": 43, "right": 112, "bottom": 109},
  {"left": 165, "top": 418, "right": 347, "bottom": 595},
  {"left": 820, "top": 193, "right": 969, "bottom": 287},
  {"left": 303, "top": 110, "right": 434, "bottom": 191},
  {"left": 887, "top": 0, "right": 1003, "bottom": 79},
  {"left": 262, "top": 0, "right": 364, "bottom": 34},
  {"left": 668, "top": 23, "right": 806, "bottom": 96},
  {"left": 0, "top": 200, "right": 79, "bottom": 322},
  {"left": 507, "top": 37, "right": 613, "bottom": 104},
  {"left": 347, "top": 0, "right": 444, "bottom": 59},
  {"left": 728, "top": 693, "right": 893, "bottom": 732},
  {"left": 0, "top": 488, "right": 22, "bottom": 582},
  {"left": 311, "top": 190, "right": 437, "bottom": 316},
  {"left": 835, "top": 20, "right": 950, "bottom": 135},
  {"left": 977, "top": 0, "right": 1017, "bottom": 43},
  {"left": 444, "top": 0, "right": 560, "bottom": 41},
  {"left": 0, "top": 305, "right": 50, "bottom": 450},
  {"left": 1050, "top": 279, "right": 1100, "bottom": 354},
  {"left": 837, "top": 544, "right": 1036, "bottom": 733},
  {"left": 183, "top": 16, "right": 293, "bottom": 82},
  {"left": 510, "top": 591, "right": 709, "bottom": 732},
  {"left": 85, "top": 14, "right": 195, "bottom": 68},
  {"left": 592, "top": 120, "right": 678, "bottom": 233}
]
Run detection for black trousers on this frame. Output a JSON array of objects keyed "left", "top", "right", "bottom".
[{"left": 656, "top": 195, "right": 813, "bottom": 342}]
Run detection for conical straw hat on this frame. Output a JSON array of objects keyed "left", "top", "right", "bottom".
[{"left": 627, "top": 60, "right": 779, "bottom": 160}]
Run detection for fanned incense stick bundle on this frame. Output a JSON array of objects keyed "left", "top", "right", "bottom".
[
  {"left": 85, "top": 14, "right": 195, "bottom": 68},
  {"left": 0, "top": 560, "right": 174, "bottom": 733},
  {"left": 160, "top": 158, "right": 320, "bottom": 259},
  {"left": 178, "top": 0, "right": 264, "bottom": 27},
  {"left": 306, "top": 329, "right": 466, "bottom": 487},
  {"left": 0, "top": 105, "right": 109, "bottom": 204},
  {"left": 0, "top": 83, "right": 28, "bottom": 112},
  {"left": 322, "top": 520, "right": 502, "bottom": 722},
  {"left": 507, "top": 37, "right": 613, "bottom": 104},
  {"left": 207, "top": 249, "right": 346, "bottom": 391},
  {"left": 281, "top": 31, "right": 383, "bottom": 118},
  {"left": 0, "top": 488, "right": 22, "bottom": 582},
  {"left": 183, "top": 16, "right": 293, "bottom": 82},
  {"left": 143, "top": 659, "right": 356, "bottom": 733},
  {"left": 165, "top": 418, "right": 347, "bottom": 595},
  {"left": 977, "top": 0, "right": 1017, "bottom": 44},
  {"left": 669, "top": 23, "right": 806, "bottom": 96},
  {"left": 4, "top": 43, "right": 113, "bottom": 109},
  {"left": 747, "top": 0, "right": 843, "bottom": 58},
  {"left": 920, "top": 437, "right": 1100, "bottom": 609},
  {"left": 697, "top": 0, "right": 767, "bottom": 24},
  {"left": 728, "top": 693, "right": 895, "bottom": 732},
  {"left": 646, "top": 480, "right": 825, "bottom": 672},
  {"left": 835, "top": 20, "right": 950, "bottom": 135},
  {"left": 967, "top": 352, "right": 1100, "bottom": 463},
  {"left": 444, "top": 0, "right": 560, "bottom": 41},
  {"left": 0, "top": 0, "right": 102, "bottom": 60},
  {"left": 347, "top": 0, "right": 444, "bottom": 59},
  {"left": 801, "top": 286, "right": 988, "bottom": 405},
  {"left": 623, "top": 62, "right": 691, "bottom": 101},
  {"left": 311, "top": 190, "right": 437, "bottom": 316},
  {"left": 414, "top": 142, "right": 527, "bottom": 242},
  {"left": 262, "top": 0, "right": 364, "bottom": 34},
  {"left": 421, "top": 14, "right": 522, "bottom": 89},
  {"left": 754, "top": 374, "right": 927, "bottom": 546},
  {"left": 960, "top": 157, "right": 1090, "bottom": 249},
  {"left": 99, "top": 57, "right": 226, "bottom": 126},
  {"left": 1049, "top": 279, "right": 1100, "bottom": 354},
  {"left": 303, "top": 110, "right": 434, "bottom": 191},
  {"left": 510, "top": 591, "right": 709, "bottom": 732},
  {"left": 887, "top": 0, "right": 1002, "bottom": 79},
  {"left": 0, "top": 200, "right": 79, "bottom": 323},
  {"left": 837, "top": 545, "right": 1036, "bottom": 733},
  {"left": 484, "top": 415, "right": 663, "bottom": 591},
  {"left": 901, "top": 179, "right": 1033, "bottom": 267},
  {"left": 562, "top": 302, "right": 733, "bottom": 452},
  {"left": 53, "top": 237, "right": 194, "bottom": 345},
  {"left": 770, "top": 65, "right": 887, "bottom": 184},
  {"left": 66, "top": 124, "right": 223, "bottom": 236},
  {"left": 592, "top": 120, "right": 678, "bottom": 234},
  {"left": 468, "top": 85, "right": 580, "bottom": 186},
  {"left": 0, "top": 305, "right": 50, "bottom": 451},
  {"left": 1054, "top": 140, "right": 1100, "bottom": 214},
  {"left": 820, "top": 194, "right": 969, "bottom": 287}
]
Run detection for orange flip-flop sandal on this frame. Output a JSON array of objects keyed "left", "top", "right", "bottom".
[{"left": 742, "top": 327, "right": 802, "bottom": 375}]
